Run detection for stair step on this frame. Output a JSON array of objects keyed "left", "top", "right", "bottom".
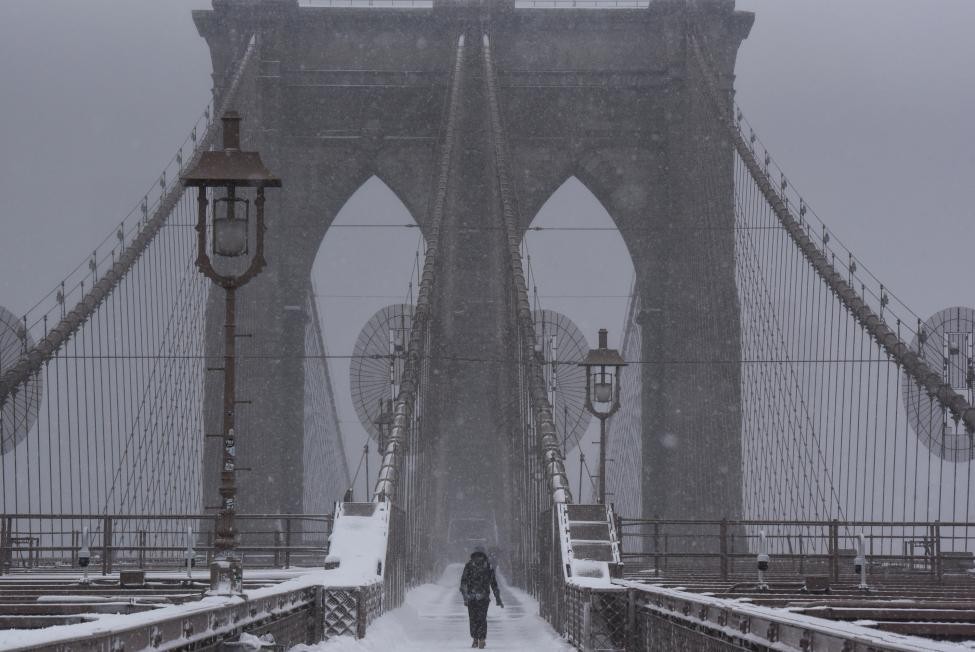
[
  {"left": 572, "top": 543, "right": 615, "bottom": 562},
  {"left": 569, "top": 523, "right": 611, "bottom": 542},
  {"left": 566, "top": 504, "right": 608, "bottom": 523}
]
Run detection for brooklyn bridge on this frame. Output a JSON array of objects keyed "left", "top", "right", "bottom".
[{"left": 0, "top": 1, "right": 972, "bottom": 650}]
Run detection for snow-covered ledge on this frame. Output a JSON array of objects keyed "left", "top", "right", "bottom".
[
  {"left": 0, "top": 504, "right": 396, "bottom": 651},
  {"left": 617, "top": 580, "right": 975, "bottom": 652}
]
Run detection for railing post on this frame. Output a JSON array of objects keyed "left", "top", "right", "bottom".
[
  {"left": 653, "top": 521, "right": 661, "bottom": 577},
  {"left": 101, "top": 516, "right": 112, "bottom": 575},
  {"left": 210, "top": 515, "right": 217, "bottom": 565},
  {"left": 0, "top": 517, "right": 8, "bottom": 575},
  {"left": 626, "top": 587, "right": 637, "bottom": 649},
  {"left": 829, "top": 520, "right": 839, "bottom": 583},
  {"left": 582, "top": 593, "right": 593, "bottom": 652},
  {"left": 138, "top": 530, "right": 146, "bottom": 569},
  {"left": 285, "top": 517, "right": 292, "bottom": 570},
  {"left": 274, "top": 528, "right": 282, "bottom": 569},
  {"left": 719, "top": 519, "right": 729, "bottom": 580},
  {"left": 932, "top": 522, "right": 943, "bottom": 581},
  {"left": 798, "top": 533, "right": 804, "bottom": 575},
  {"left": 664, "top": 534, "right": 670, "bottom": 573},
  {"left": 356, "top": 587, "right": 368, "bottom": 639}
]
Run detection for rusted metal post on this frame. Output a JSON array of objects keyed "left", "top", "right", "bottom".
[{"left": 212, "top": 284, "right": 241, "bottom": 589}]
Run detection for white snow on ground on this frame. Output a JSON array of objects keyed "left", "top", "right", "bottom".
[{"left": 293, "top": 564, "right": 573, "bottom": 652}]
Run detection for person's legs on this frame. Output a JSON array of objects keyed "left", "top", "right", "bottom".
[
  {"left": 472, "top": 600, "right": 489, "bottom": 640},
  {"left": 467, "top": 602, "right": 479, "bottom": 640}
]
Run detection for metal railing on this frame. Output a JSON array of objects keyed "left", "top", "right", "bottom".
[
  {"left": 618, "top": 518, "right": 975, "bottom": 582},
  {"left": 0, "top": 513, "right": 332, "bottom": 575}
]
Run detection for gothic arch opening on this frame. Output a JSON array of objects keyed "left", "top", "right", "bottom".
[
  {"left": 311, "top": 176, "right": 426, "bottom": 500},
  {"left": 521, "top": 176, "right": 638, "bottom": 507}
]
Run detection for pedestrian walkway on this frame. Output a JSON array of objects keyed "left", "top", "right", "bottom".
[{"left": 297, "top": 564, "right": 573, "bottom": 651}]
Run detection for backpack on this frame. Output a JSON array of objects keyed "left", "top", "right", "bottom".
[{"left": 462, "top": 559, "right": 494, "bottom": 602}]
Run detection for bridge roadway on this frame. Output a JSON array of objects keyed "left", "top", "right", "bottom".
[{"left": 296, "top": 565, "right": 571, "bottom": 651}]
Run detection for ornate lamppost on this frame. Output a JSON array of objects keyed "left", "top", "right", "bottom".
[
  {"left": 579, "top": 328, "right": 627, "bottom": 505},
  {"left": 182, "top": 111, "right": 281, "bottom": 594}
]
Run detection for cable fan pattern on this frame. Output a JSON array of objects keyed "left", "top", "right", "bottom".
[
  {"left": 904, "top": 306, "right": 975, "bottom": 462},
  {"left": 0, "top": 306, "right": 42, "bottom": 455},
  {"left": 533, "top": 309, "right": 591, "bottom": 453},
  {"left": 350, "top": 304, "right": 414, "bottom": 442}
]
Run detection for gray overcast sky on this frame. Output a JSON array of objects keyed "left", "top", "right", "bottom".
[{"left": 1, "top": 1, "right": 972, "bottom": 498}]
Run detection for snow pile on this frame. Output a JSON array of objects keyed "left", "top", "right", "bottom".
[
  {"left": 567, "top": 559, "right": 611, "bottom": 588},
  {"left": 323, "top": 502, "right": 390, "bottom": 585}
]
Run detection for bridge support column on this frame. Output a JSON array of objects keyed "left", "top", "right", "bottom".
[{"left": 635, "top": 73, "right": 743, "bottom": 532}]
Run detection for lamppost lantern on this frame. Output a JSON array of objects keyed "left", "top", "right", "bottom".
[
  {"left": 182, "top": 110, "right": 281, "bottom": 289},
  {"left": 181, "top": 111, "right": 280, "bottom": 595},
  {"left": 580, "top": 328, "right": 626, "bottom": 415},
  {"left": 579, "top": 328, "right": 627, "bottom": 505}
]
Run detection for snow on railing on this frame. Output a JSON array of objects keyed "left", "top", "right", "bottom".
[{"left": 516, "top": 0, "right": 649, "bottom": 7}]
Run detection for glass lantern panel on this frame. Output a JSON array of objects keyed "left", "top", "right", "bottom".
[
  {"left": 213, "top": 218, "right": 248, "bottom": 257},
  {"left": 212, "top": 196, "right": 250, "bottom": 257},
  {"left": 594, "top": 381, "right": 613, "bottom": 403}
]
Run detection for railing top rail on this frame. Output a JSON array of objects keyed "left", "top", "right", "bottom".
[
  {"left": 618, "top": 518, "right": 975, "bottom": 528},
  {"left": 0, "top": 513, "right": 332, "bottom": 521}
]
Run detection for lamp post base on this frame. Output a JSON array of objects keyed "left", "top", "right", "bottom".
[{"left": 208, "top": 556, "right": 243, "bottom": 595}]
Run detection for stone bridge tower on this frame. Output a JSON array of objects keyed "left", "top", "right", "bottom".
[{"left": 193, "top": 0, "right": 753, "bottom": 539}]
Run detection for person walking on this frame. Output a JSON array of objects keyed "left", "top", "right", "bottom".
[{"left": 459, "top": 548, "right": 503, "bottom": 648}]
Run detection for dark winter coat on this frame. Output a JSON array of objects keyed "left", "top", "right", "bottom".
[{"left": 460, "top": 551, "right": 501, "bottom": 604}]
